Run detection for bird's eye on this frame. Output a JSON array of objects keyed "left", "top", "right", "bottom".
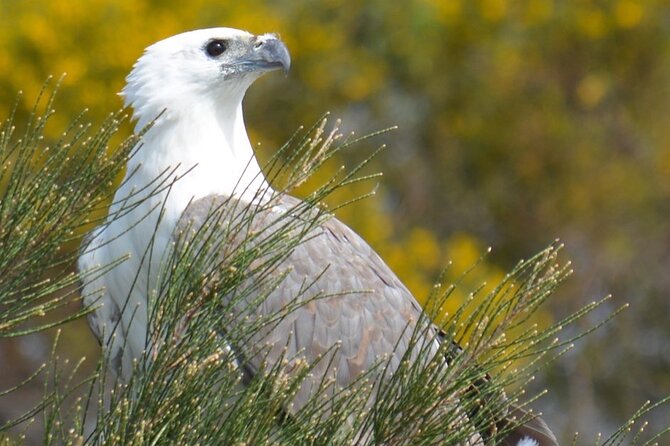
[{"left": 205, "top": 40, "right": 227, "bottom": 57}]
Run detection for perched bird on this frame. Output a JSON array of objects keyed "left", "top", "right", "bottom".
[{"left": 78, "top": 28, "right": 558, "bottom": 446}]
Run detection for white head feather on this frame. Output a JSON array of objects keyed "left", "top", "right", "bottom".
[
  {"left": 122, "top": 28, "right": 268, "bottom": 130},
  {"left": 516, "top": 437, "right": 539, "bottom": 446},
  {"left": 118, "top": 27, "right": 289, "bottom": 207}
]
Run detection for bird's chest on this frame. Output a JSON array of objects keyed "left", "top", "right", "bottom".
[{"left": 102, "top": 156, "right": 239, "bottom": 294}]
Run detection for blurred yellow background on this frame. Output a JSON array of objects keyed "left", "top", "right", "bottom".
[{"left": 1, "top": 0, "right": 669, "bottom": 442}]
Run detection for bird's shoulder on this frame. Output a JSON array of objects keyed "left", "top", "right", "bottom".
[{"left": 177, "top": 192, "right": 419, "bottom": 312}]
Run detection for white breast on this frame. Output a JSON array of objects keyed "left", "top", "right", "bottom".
[{"left": 78, "top": 102, "right": 270, "bottom": 379}]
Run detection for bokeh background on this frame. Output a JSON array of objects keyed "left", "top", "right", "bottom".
[{"left": 1, "top": 0, "right": 669, "bottom": 442}]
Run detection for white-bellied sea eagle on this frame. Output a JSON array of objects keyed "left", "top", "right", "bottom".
[{"left": 77, "top": 27, "right": 557, "bottom": 446}]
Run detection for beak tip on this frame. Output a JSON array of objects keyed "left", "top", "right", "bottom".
[
  {"left": 275, "top": 41, "right": 291, "bottom": 74},
  {"left": 255, "top": 34, "right": 291, "bottom": 74}
]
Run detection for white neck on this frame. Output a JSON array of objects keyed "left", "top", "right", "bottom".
[{"left": 123, "top": 97, "right": 272, "bottom": 219}]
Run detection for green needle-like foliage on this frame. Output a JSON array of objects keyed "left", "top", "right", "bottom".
[
  {"left": 0, "top": 80, "right": 138, "bottom": 338},
  {"left": 0, "top": 89, "right": 668, "bottom": 445}
]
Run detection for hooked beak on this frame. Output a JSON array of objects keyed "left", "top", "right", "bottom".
[{"left": 235, "top": 34, "right": 291, "bottom": 75}]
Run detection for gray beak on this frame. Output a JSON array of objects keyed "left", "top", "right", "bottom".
[{"left": 244, "top": 35, "right": 291, "bottom": 74}]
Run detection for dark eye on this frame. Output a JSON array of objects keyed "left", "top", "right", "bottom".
[{"left": 205, "top": 40, "right": 227, "bottom": 57}]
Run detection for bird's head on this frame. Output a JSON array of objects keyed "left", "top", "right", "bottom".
[{"left": 121, "top": 27, "right": 290, "bottom": 129}]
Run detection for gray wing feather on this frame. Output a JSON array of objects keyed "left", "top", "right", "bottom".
[
  {"left": 176, "top": 194, "right": 427, "bottom": 407},
  {"left": 176, "top": 193, "right": 557, "bottom": 446}
]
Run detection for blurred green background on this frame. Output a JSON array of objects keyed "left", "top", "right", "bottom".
[{"left": 1, "top": 0, "right": 669, "bottom": 442}]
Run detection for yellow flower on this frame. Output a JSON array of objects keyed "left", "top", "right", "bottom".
[
  {"left": 614, "top": 0, "right": 644, "bottom": 29},
  {"left": 577, "top": 8, "right": 607, "bottom": 39},
  {"left": 525, "top": 0, "right": 553, "bottom": 24},
  {"left": 480, "top": 0, "right": 508, "bottom": 23},
  {"left": 577, "top": 74, "right": 608, "bottom": 109}
]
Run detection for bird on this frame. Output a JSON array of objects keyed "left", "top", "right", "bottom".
[{"left": 78, "top": 27, "right": 558, "bottom": 446}]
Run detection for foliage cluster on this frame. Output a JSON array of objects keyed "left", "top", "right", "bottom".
[
  {"left": 0, "top": 95, "right": 666, "bottom": 445},
  {"left": 1, "top": 0, "right": 670, "bottom": 439}
]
